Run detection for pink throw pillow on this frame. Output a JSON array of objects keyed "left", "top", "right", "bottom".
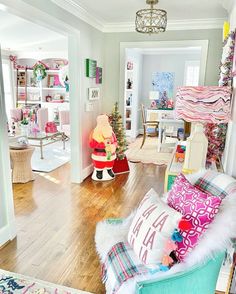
[{"left": 167, "top": 173, "right": 221, "bottom": 261}]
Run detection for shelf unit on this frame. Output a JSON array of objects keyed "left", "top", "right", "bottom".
[
  {"left": 123, "top": 53, "right": 142, "bottom": 139},
  {"left": 14, "top": 58, "right": 70, "bottom": 123}
]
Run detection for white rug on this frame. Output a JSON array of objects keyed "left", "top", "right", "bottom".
[
  {"left": 125, "top": 136, "right": 172, "bottom": 165},
  {"left": 30, "top": 141, "right": 70, "bottom": 172},
  {"left": 0, "top": 268, "right": 93, "bottom": 293}
]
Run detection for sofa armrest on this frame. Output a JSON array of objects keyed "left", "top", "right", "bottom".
[{"left": 136, "top": 252, "right": 224, "bottom": 294}]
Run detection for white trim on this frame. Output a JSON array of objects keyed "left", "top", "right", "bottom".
[
  {"left": 103, "top": 18, "right": 225, "bottom": 33},
  {"left": 51, "top": 0, "right": 104, "bottom": 31},
  {"left": 82, "top": 164, "right": 93, "bottom": 180},
  {"left": 0, "top": 47, "right": 16, "bottom": 247},
  {"left": 48, "top": 0, "right": 226, "bottom": 32},
  {"left": 0, "top": 223, "right": 16, "bottom": 247}
]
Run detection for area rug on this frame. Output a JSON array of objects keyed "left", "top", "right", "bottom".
[
  {"left": 0, "top": 269, "right": 93, "bottom": 293},
  {"left": 125, "top": 137, "right": 172, "bottom": 165},
  {"left": 30, "top": 141, "right": 70, "bottom": 173}
]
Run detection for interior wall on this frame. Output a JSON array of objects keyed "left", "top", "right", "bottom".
[
  {"left": 21, "top": 0, "right": 105, "bottom": 173},
  {"left": 103, "top": 29, "right": 223, "bottom": 114},
  {"left": 141, "top": 52, "right": 201, "bottom": 107}
]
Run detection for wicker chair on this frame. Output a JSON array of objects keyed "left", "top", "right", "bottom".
[{"left": 140, "top": 104, "right": 158, "bottom": 149}]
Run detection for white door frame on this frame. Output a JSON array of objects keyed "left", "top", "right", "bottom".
[
  {"left": 0, "top": 0, "right": 83, "bottom": 246},
  {"left": 0, "top": 47, "right": 16, "bottom": 246}
]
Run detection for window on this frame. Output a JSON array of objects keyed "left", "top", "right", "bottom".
[
  {"left": 2, "top": 60, "right": 14, "bottom": 120},
  {"left": 184, "top": 61, "right": 200, "bottom": 86}
]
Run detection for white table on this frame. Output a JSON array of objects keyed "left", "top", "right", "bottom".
[{"left": 146, "top": 109, "right": 184, "bottom": 151}]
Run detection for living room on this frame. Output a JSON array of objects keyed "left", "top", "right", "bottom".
[{"left": 0, "top": 0, "right": 236, "bottom": 294}]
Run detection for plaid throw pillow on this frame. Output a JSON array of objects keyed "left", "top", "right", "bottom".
[{"left": 195, "top": 171, "right": 236, "bottom": 199}]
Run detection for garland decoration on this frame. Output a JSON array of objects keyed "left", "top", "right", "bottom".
[{"left": 33, "top": 62, "right": 47, "bottom": 81}]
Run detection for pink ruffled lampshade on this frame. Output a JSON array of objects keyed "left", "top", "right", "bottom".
[{"left": 175, "top": 86, "right": 232, "bottom": 124}]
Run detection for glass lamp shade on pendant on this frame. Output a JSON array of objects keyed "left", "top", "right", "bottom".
[{"left": 135, "top": 0, "right": 167, "bottom": 34}]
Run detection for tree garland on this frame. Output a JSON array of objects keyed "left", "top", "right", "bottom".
[{"left": 33, "top": 62, "right": 47, "bottom": 81}]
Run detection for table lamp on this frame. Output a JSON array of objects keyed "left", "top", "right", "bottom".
[
  {"left": 149, "top": 91, "right": 159, "bottom": 108},
  {"left": 175, "top": 86, "right": 231, "bottom": 172}
]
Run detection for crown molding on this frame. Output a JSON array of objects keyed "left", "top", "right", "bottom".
[
  {"left": 103, "top": 18, "right": 225, "bottom": 33},
  {"left": 51, "top": 0, "right": 226, "bottom": 33},
  {"left": 51, "top": 0, "right": 104, "bottom": 31},
  {"left": 221, "top": 0, "right": 235, "bottom": 12}
]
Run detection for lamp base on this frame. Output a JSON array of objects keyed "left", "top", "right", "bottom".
[{"left": 183, "top": 123, "right": 208, "bottom": 172}]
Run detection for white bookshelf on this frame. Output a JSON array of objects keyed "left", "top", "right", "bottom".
[{"left": 124, "top": 53, "right": 142, "bottom": 139}]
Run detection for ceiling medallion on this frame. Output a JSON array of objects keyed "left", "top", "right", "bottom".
[{"left": 135, "top": 0, "right": 167, "bottom": 34}]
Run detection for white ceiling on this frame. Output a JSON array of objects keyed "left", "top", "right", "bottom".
[
  {"left": 0, "top": 10, "right": 67, "bottom": 53},
  {"left": 51, "top": 0, "right": 228, "bottom": 32},
  {"left": 63, "top": 0, "right": 228, "bottom": 23}
]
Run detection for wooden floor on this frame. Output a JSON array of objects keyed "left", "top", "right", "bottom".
[{"left": 0, "top": 162, "right": 166, "bottom": 294}]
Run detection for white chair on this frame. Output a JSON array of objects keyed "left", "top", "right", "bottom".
[
  {"left": 37, "top": 108, "right": 48, "bottom": 132},
  {"left": 59, "top": 110, "right": 70, "bottom": 137}
]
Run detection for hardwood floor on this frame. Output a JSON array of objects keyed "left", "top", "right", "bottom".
[{"left": 0, "top": 162, "right": 166, "bottom": 294}]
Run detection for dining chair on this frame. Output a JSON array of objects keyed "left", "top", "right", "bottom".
[{"left": 140, "top": 104, "right": 159, "bottom": 149}]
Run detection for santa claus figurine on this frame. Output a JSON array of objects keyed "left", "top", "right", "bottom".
[{"left": 89, "top": 114, "right": 117, "bottom": 181}]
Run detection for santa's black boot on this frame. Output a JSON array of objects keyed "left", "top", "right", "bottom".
[
  {"left": 92, "top": 169, "right": 103, "bottom": 181},
  {"left": 107, "top": 169, "right": 115, "bottom": 178}
]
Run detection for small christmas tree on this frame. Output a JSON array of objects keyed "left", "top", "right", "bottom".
[{"left": 109, "top": 102, "right": 128, "bottom": 160}]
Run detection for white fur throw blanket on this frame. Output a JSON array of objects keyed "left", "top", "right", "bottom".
[{"left": 95, "top": 170, "right": 236, "bottom": 294}]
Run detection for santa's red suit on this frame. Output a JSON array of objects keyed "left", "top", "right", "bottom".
[{"left": 89, "top": 132, "right": 117, "bottom": 169}]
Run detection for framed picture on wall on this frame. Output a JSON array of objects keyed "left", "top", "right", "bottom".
[
  {"left": 88, "top": 87, "right": 100, "bottom": 100},
  {"left": 86, "top": 59, "right": 97, "bottom": 78},
  {"left": 96, "top": 67, "right": 102, "bottom": 84}
]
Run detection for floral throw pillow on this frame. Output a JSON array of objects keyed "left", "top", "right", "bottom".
[
  {"left": 167, "top": 173, "right": 222, "bottom": 261},
  {"left": 128, "top": 189, "right": 182, "bottom": 265}
]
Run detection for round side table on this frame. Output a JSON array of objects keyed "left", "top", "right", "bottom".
[{"left": 10, "top": 147, "right": 35, "bottom": 183}]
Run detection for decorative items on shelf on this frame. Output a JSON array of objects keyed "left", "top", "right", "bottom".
[
  {"left": 109, "top": 102, "right": 129, "bottom": 174},
  {"left": 45, "top": 95, "right": 52, "bottom": 102},
  {"left": 33, "top": 62, "right": 48, "bottom": 81},
  {"left": 17, "top": 71, "right": 26, "bottom": 86},
  {"left": 89, "top": 114, "right": 117, "bottom": 181},
  {"left": 127, "top": 61, "right": 133, "bottom": 70},
  {"left": 126, "top": 78, "right": 133, "bottom": 89},
  {"left": 126, "top": 93, "right": 132, "bottom": 106}
]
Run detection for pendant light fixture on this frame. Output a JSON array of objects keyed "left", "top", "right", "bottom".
[{"left": 135, "top": 0, "right": 167, "bottom": 34}]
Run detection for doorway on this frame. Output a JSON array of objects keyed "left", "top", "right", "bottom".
[{"left": 0, "top": 2, "right": 82, "bottom": 247}]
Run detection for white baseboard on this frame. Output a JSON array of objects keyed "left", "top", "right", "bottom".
[
  {"left": 0, "top": 222, "right": 16, "bottom": 247},
  {"left": 82, "top": 164, "right": 93, "bottom": 180}
]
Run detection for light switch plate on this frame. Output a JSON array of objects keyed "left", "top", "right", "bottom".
[{"left": 85, "top": 101, "right": 94, "bottom": 112}]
